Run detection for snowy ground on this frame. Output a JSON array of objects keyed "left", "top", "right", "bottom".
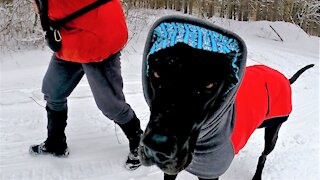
[{"left": 0, "top": 10, "right": 319, "bottom": 180}]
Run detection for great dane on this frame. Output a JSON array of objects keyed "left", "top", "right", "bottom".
[{"left": 138, "top": 16, "right": 314, "bottom": 180}]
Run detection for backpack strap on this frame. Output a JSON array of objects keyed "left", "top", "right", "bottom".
[
  {"left": 35, "top": 0, "right": 49, "bottom": 31},
  {"left": 34, "top": 0, "right": 112, "bottom": 52},
  {"left": 52, "top": 0, "right": 112, "bottom": 28},
  {"left": 35, "top": 0, "right": 112, "bottom": 30}
]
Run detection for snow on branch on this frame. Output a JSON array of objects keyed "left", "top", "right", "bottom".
[{"left": 0, "top": 0, "right": 44, "bottom": 52}]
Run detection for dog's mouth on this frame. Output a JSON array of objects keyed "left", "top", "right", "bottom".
[{"left": 139, "top": 145, "right": 192, "bottom": 175}]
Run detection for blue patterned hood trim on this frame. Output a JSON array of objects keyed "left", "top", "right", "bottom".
[
  {"left": 146, "top": 22, "right": 241, "bottom": 94},
  {"left": 149, "top": 22, "right": 240, "bottom": 56}
]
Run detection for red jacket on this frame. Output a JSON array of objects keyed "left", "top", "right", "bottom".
[
  {"left": 231, "top": 65, "right": 292, "bottom": 154},
  {"left": 48, "top": 0, "right": 128, "bottom": 63}
]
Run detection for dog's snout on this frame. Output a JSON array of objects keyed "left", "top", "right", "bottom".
[
  {"left": 142, "top": 131, "right": 177, "bottom": 161},
  {"left": 144, "top": 146, "right": 171, "bottom": 163}
]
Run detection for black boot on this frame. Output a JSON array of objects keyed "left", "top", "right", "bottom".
[
  {"left": 29, "top": 106, "right": 69, "bottom": 157},
  {"left": 117, "top": 115, "right": 143, "bottom": 170}
]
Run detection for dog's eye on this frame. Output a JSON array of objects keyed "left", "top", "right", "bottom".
[
  {"left": 205, "top": 83, "right": 216, "bottom": 89},
  {"left": 154, "top": 71, "right": 160, "bottom": 78}
]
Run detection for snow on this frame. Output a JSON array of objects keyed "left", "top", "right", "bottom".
[{"left": 1, "top": 9, "right": 319, "bottom": 180}]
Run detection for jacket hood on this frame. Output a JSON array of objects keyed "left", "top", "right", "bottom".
[
  {"left": 142, "top": 15, "right": 247, "bottom": 178},
  {"left": 142, "top": 15, "right": 247, "bottom": 120}
]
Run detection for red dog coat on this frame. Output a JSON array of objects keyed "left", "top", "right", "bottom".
[{"left": 231, "top": 65, "right": 292, "bottom": 154}]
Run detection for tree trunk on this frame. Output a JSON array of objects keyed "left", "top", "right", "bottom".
[
  {"left": 167, "top": 0, "right": 172, "bottom": 9},
  {"left": 238, "top": 0, "right": 243, "bottom": 21},
  {"left": 255, "top": 0, "right": 262, "bottom": 20},
  {"left": 189, "top": 0, "right": 193, "bottom": 14},
  {"left": 220, "top": 0, "right": 226, "bottom": 18},
  {"left": 183, "top": 0, "right": 188, "bottom": 14},
  {"left": 208, "top": 0, "right": 215, "bottom": 18},
  {"left": 175, "top": 0, "right": 181, "bottom": 11},
  {"left": 242, "top": 0, "right": 249, "bottom": 21},
  {"left": 227, "top": 0, "right": 233, "bottom": 19}
]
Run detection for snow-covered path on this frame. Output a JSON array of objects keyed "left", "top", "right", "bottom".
[{"left": 1, "top": 10, "right": 319, "bottom": 180}]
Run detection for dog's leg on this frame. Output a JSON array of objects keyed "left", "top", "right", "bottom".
[
  {"left": 252, "top": 122, "right": 283, "bottom": 180},
  {"left": 164, "top": 173, "right": 177, "bottom": 180}
]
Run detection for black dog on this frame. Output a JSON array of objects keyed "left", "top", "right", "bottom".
[{"left": 138, "top": 16, "right": 314, "bottom": 180}]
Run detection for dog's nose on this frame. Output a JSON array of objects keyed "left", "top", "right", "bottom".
[{"left": 142, "top": 131, "right": 177, "bottom": 162}]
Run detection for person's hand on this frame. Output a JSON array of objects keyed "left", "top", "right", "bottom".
[{"left": 32, "top": 0, "right": 39, "bottom": 14}]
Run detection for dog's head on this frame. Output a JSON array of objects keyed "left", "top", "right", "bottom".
[{"left": 139, "top": 16, "right": 247, "bottom": 175}]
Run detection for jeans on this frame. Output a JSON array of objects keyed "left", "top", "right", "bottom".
[{"left": 42, "top": 52, "right": 134, "bottom": 124}]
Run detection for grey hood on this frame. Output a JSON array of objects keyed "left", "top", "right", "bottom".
[{"left": 142, "top": 15, "right": 247, "bottom": 179}]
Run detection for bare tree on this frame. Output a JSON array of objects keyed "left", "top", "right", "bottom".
[
  {"left": 1, "top": 0, "right": 44, "bottom": 52},
  {"left": 1, "top": 0, "right": 319, "bottom": 52},
  {"left": 237, "top": 0, "right": 249, "bottom": 21},
  {"left": 189, "top": 0, "right": 194, "bottom": 14},
  {"left": 207, "top": 0, "right": 215, "bottom": 18},
  {"left": 296, "top": 0, "right": 320, "bottom": 35},
  {"left": 220, "top": 0, "right": 227, "bottom": 18},
  {"left": 175, "top": 0, "right": 181, "bottom": 11}
]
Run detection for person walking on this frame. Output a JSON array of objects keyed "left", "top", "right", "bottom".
[{"left": 29, "top": 0, "right": 142, "bottom": 170}]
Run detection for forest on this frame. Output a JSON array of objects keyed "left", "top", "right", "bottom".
[{"left": 0, "top": 0, "right": 319, "bottom": 52}]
